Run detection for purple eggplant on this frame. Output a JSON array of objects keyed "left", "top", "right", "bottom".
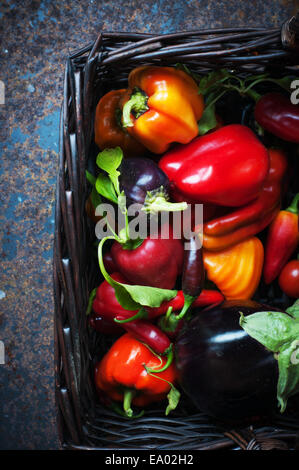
[
  {"left": 119, "top": 157, "right": 187, "bottom": 214},
  {"left": 175, "top": 300, "right": 285, "bottom": 422}
]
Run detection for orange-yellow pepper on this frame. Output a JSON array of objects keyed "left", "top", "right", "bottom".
[
  {"left": 121, "top": 66, "right": 204, "bottom": 154},
  {"left": 203, "top": 237, "right": 264, "bottom": 300},
  {"left": 94, "top": 89, "right": 147, "bottom": 157}
]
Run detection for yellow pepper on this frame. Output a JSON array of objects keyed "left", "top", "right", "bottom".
[
  {"left": 120, "top": 65, "right": 204, "bottom": 154},
  {"left": 203, "top": 237, "right": 264, "bottom": 300}
]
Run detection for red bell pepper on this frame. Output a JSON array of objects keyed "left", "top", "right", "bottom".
[
  {"left": 263, "top": 193, "right": 299, "bottom": 284},
  {"left": 254, "top": 92, "right": 299, "bottom": 144},
  {"left": 159, "top": 124, "right": 269, "bottom": 207},
  {"left": 94, "top": 333, "right": 178, "bottom": 417}
]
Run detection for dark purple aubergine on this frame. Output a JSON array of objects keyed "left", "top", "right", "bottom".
[
  {"left": 119, "top": 157, "right": 170, "bottom": 206},
  {"left": 175, "top": 300, "right": 279, "bottom": 422}
]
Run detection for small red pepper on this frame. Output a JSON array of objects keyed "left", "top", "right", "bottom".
[
  {"left": 278, "top": 258, "right": 299, "bottom": 298},
  {"left": 263, "top": 193, "right": 299, "bottom": 284},
  {"left": 111, "top": 227, "right": 184, "bottom": 289},
  {"left": 254, "top": 92, "right": 299, "bottom": 144},
  {"left": 159, "top": 124, "right": 270, "bottom": 207},
  {"left": 114, "top": 315, "right": 172, "bottom": 358},
  {"left": 94, "top": 333, "right": 178, "bottom": 417}
]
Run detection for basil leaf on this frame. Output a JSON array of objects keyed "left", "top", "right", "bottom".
[
  {"left": 198, "top": 69, "right": 231, "bottom": 95},
  {"left": 95, "top": 173, "right": 118, "bottom": 203},
  {"left": 198, "top": 103, "right": 217, "bottom": 135},
  {"left": 90, "top": 185, "right": 102, "bottom": 209},
  {"left": 86, "top": 169, "right": 96, "bottom": 186},
  {"left": 96, "top": 147, "right": 123, "bottom": 174}
]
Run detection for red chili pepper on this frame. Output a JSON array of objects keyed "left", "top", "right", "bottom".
[
  {"left": 263, "top": 193, "right": 299, "bottom": 284},
  {"left": 114, "top": 315, "right": 172, "bottom": 357},
  {"left": 103, "top": 251, "right": 118, "bottom": 274},
  {"left": 159, "top": 124, "right": 269, "bottom": 207},
  {"left": 92, "top": 272, "right": 139, "bottom": 323},
  {"left": 88, "top": 312, "right": 123, "bottom": 335},
  {"left": 202, "top": 148, "right": 288, "bottom": 251},
  {"left": 254, "top": 92, "right": 299, "bottom": 144},
  {"left": 278, "top": 258, "right": 299, "bottom": 298},
  {"left": 111, "top": 226, "right": 184, "bottom": 289},
  {"left": 90, "top": 273, "right": 224, "bottom": 329}
]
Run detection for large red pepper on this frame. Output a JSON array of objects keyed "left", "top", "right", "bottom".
[
  {"left": 94, "top": 333, "right": 178, "bottom": 417},
  {"left": 202, "top": 148, "right": 288, "bottom": 251},
  {"left": 159, "top": 124, "right": 269, "bottom": 207},
  {"left": 111, "top": 227, "right": 184, "bottom": 289},
  {"left": 254, "top": 92, "right": 299, "bottom": 144},
  {"left": 263, "top": 193, "right": 299, "bottom": 284}
]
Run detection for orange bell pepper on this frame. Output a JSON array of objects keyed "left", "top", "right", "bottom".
[
  {"left": 121, "top": 66, "right": 204, "bottom": 154},
  {"left": 94, "top": 89, "right": 147, "bottom": 157},
  {"left": 94, "top": 333, "right": 178, "bottom": 417},
  {"left": 203, "top": 237, "right": 264, "bottom": 300}
]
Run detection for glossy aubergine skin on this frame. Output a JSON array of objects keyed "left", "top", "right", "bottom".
[
  {"left": 119, "top": 157, "right": 170, "bottom": 206},
  {"left": 175, "top": 300, "right": 279, "bottom": 421}
]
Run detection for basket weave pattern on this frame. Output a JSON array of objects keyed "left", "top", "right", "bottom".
[{"left": 53, "top": 26, "right": 299, "bottom": 450}]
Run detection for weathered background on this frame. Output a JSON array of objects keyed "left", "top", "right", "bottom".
[{"left": 0, "top": 0, "right": 298, "bottom": 450}]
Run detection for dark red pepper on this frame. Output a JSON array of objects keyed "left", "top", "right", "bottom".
[
  {"left": 111, "top": 226, "right": 184, "bottom": 289},
  {"left": 254, "top": 92, "right": 299, "bottom": 144}
]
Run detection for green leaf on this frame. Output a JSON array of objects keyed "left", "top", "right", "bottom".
[
  {"left": 96, "top": 147, "right": 124, "bottom": 196},
  {"left": 239, "top": 310, "right": 299, "bottom": 413},
  {"left": 96, "top": 147, "right": 123, "bottom": 175},
  {"left": 198, "top": 69, "right": 232, "bottom": 95},
  {"left": 90, "top": 185, "right": 102, "bottom": 209},
  {"left": 277, "top": 340, "right": 299, "bottom": 412},
  {"left": 198, "top": 103, "right": 217, "bottom": 135},
  {"left": 86, "top": 169, "right": 96, "bottom": 186},
  {"left": 95, "top": 173, "right": 118, "bottom": 203},
  {"left": 165, "top": 385, "right": 181, "bottom": 416},
  {"left": 286, "top": 299, "right": 299, "bottom": 320},
  {"left": 86, "top": 287, "right": 97, "bottom": 315},
  {"left": 239, "top": 311, "right": 299, "bottom": 351}
]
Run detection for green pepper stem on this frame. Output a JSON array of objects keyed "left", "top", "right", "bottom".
[
  {"left": 122, "top": 87, "right": 149, "bottom": 128},
  {"left": 286, "top": 193, "right": 299, "bottom": 215},
  {"left": 145, "top": 345, "right": 174, "bottom": 374},
  {"left": 143, "top": 195, "right": 188, "bottom": 215},
  {"left": 123, "top": 389, "right": 135, "bottom": 418},
  {"left": 114, "top": 307, "right": 148, "bottom": 323},
  {"left": 175, "top": 294, "right": 196, "bottom": 320},
  {"left": 244, "top": 87, "right": 261, "bottom": 102}
]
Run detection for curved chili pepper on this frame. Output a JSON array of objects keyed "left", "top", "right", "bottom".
[
  {"left": 263, "top": 193, "right": 299, "bottom": 284},
  {"left": 202, "top": 148, "right": 288, "bottom": 251},
  {"left": 203, "top": 237, "right": 264, "bottom": 300},
  {"left": 254, "top": 92, "right": 299, "bottom": 144},
  {"left": 94, "top": 89, "right": 147, "bottom": 157},
  {"left": 120, "top": 65, "right": 204, "bottom": 154},
  {"left": 160, "top": 235, "right": 205, "bottom": 336},
  {"left": 114, "top": 315, "right": 172, "bottom": 359},
  {"left": 94, "top": 333, "right": 177, "bottom": 417},
  {"left": 159, "top": 124, "right": 270, "bottom": 207}
]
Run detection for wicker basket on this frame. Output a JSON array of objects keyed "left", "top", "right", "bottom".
[{"left": 53, "top": 18, "right": 299, "bottom": 450}]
